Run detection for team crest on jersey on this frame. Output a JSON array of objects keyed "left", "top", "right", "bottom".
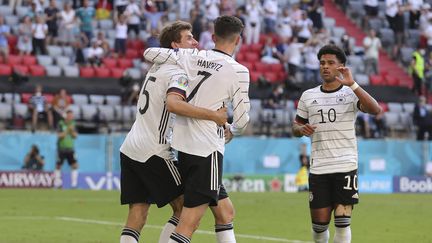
[
  {"left": 336, "top": 94, "right": 346, "bottom": 104},
  {"left": 309, "top": 192, "right": 314, "bottom": 202},
  {"left": 176, "top": 76, "right": 188, "bottom": 88}
]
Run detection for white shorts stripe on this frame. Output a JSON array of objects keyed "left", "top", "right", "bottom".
[{"left": 164, "top": 159, "right": 181, "bottom": 186}]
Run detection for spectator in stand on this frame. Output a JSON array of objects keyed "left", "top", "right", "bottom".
[
  {"left": 28, "top": 84, "right": 54, "bottom": 132},
  {"left": 155, "top": 0, "right": 168, "bottom": 12},
  {"left": 408, "top": 0, "right": 423, "bottom": 29},
  {"left": 263, "top": 0, "right": 278, "bottom": 33},
  {"left": 386, "top": 0, "right": 406, "bottom": 59},
  {"left": 306, "top": 0, "right": 324, "bottom": 31},
  {"left": 73, "top": 31, "right": 89, "bottom": 66},
  {"left": 17, "top": 16, "right": 33, "bottom": 56},
  {"left": 293, "top": 11, "right": 313, "bottom": 43},
  {"left": 0, "top": 16, "right": 10, "bottom": 63},
  {"left": 115, "top": 0, "right": 129, "bottom": 17},
  {"left": 363, "top": 29, "right": 382, "bottom": 75},
  {"left": 261, "top": 36, "right": 280, "bottom": 64},
  {"left": 22, "top": 144, "right": 45, "bottom": 171},
  {"left": 199, "top": 22, "right": 215, "bottom": 50},
  {"left": 143, "top": 2, "right": 166, "bottom": 32},
  {"left": 419, "top": 4, "right": 432, "bottom": 33},
  {"left": 363, "top": 0, "right": 379, "bottom": 29},
  {"left": 220, "top": 0, "right": 235, "bottom": 16},
  {"left": 278, "top": 37, "right": 304, "bottom": 82},
  {"left": 278, "top": 7, "right": 293, "bottom": 40},
  {"left": 31, "top": 15, "right": 48, "bottom": 55},
  {"left": 114, "top": 14, "right": 128, "bottom": 57},
  {"left": 303, "top": 38, "right": 321, "bottom": 84},
  {"left": 245, "top": 0, "right": 262, "bottom": 45},
  {"left": 234, "top": 6, "right": 246, "bottom": 27},
  {"left": 190, "top": 8, "right": 204, "bottom": 43},
  {"left": 59, "top": 2, "right": 77, "bottom": 46},
  {"left": 95, "top": 0, "right": 113, "bottom": 20},
  {"left": 44, "top": 0, "right": 59, "bottom": 45},
  {"left": 93, "top": 31, "right": 111, "bottom": 57},
  {"left": 72, "top": 0, "right": 83, "bottom": 9},
  {"left": 290, "top": 3, "right": 303, "bottom": 23},
  {"left": 9, "top": 0, "right": 23, "bottom": 12},
  {"left": 204, "top": 0, "right": 221, "bottom": 22},
  {"left": 26, "top": 2, "right": 40, "bottom": 21},
  {"left": 410, "top": 46, "right": 425, "bottom": 95},
  {"left": 264, "top": 84, "right": 285, "bottom": 109},
  {"left": 33, "top": 0, "right": 46, "bottom": 15},
  {"left": 413, "top": 96, "right": 432, "bottom": 140},
  {"left": 76, "top": 0, "right": 96, "bottom": 43},
  {"left": 52, "top": 88, "right": 71, "bottom": 128},
  {"left": 177, "top": 0, "right": 193, "bottom": 21},
  {"left": 341, "top": 34, "right": 353, "bottom": 56},
  {"left": 371, "top": 111, "right": 386, "bottom": 138},
  {"left": 146, "top": 28, "right": 160, "bottom": 47},
  {"left": 125, "top": 0, "right": 142, "bottom": 38},
  {"left": 87, "top": 40, "right": 105, "bottom": 67}
]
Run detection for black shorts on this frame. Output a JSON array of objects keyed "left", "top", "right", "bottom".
[
  {"left": 120, "top": 153, "right": 183, "bottom": 207},
  {"left": 178, "top": 151, "right": 223, "bottom": 208},
  {"left": 56, "top": 149, "right": 77, "bottom": 166},
  {"left": 364, "top": 5, "right": 378, "bottom": 17},
  {"left": 308, "top": 170, "right": 359, "bottom": 209}
]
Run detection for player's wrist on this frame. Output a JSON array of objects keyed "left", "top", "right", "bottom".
[{"left": 349, "top": 82, "right": 359, "bottom": 91}]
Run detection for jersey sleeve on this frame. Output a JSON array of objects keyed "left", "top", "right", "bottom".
[
  {"left": 167, "top": 69, "right": 189, "bottom": 100},
  {"left": 229, "top": 66, "right": 250, "bottom": 136},
  {"left": 295, "top": 93, "right": 309, "bottom": 124},
  {"left": 143, "top": 48, "right": 199, "bottom": 65}
]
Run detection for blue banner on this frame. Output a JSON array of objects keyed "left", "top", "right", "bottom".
[
  {"left": 393, "top": 176, "right": 432, "bottom": 193},
  {"left": 358, "top": 175, "right": 393, "bottom": 193}
]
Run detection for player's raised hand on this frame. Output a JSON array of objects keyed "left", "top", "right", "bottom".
[
  {"left": 213, "top": 107, "right": 228, "bottom": 126},
  {"left": 301, "top": 123, "right": 317, "bottom": 136},
  {"left": 335, "top": 66, "right": 355, "bottom": 86}
]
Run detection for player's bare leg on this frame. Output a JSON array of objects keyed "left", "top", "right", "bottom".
[
  {"left": 333, "top": 204, "right": 353, "bottom": 243},
  {"left": 210, "top": 197, "right": 236, "bottom": 242},
  {"left": 310, "top": 207, "right": 332, "bottom": 243},
  {"left": 168, "top": 203, "right": 209, "bottom": 243},
  {"left": 159, "top": 195, "right": 184, "bottom": 243},
  {"left": 120, "top": 203, "right": 150, "bottom": 243}
]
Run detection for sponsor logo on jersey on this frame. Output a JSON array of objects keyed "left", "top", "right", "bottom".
[
  {"left": 352, "top": 193, "right": 359, "bottom": 199},
  {"left": 311, "top": 100, "right": 318, "bottom": 105}
]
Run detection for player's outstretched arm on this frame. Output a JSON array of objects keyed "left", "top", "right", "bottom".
[
  {"left": 143, "top": 48, "right": 199, "bottom": 65},
  {"left": 166, "top": 93, "right": 228, "bottom": 126}
]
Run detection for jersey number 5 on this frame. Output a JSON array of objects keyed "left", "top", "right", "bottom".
[{"left": 139, "top": 76, "right": 156, "bottom": 115}]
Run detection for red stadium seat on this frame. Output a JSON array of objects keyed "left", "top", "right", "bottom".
[
  {"left": 250, "top": 43, "right": 263, "bottom": 53},
  {"left": 239, "top": 44, "right": 250, "bottom": 53},
  {"left": 369, "top": 75, "right": 384, "bottom": 85},
  {"left": 244, "top": 53, "right": 260, "bottom": 63},
  {"left": 94, "top": 67, "right": 111, "bottom": 78},
  {"left": 235, "top": 52, "right": 245, "bottom": 62},
  {"left": 250, "top": 71, "right": 261, "bottom": 83},
  {"left": 8, "top": 55, "right": 22, "bottom": 65},
  {"left": 80, "top": 67, "right": 95, "bottom": 78},
  {"left": 13, "top": 65, "right": 29, "bottom": 75},
  {"left": 7, "top": 35, "right": 18, "bottom": 47},
  {"left": 378, "top": 102, "right": 388, "bottom": 112},
  {"left": 127, "top": 40, "right": 145, "bottom": 50},
  {"left": 384, "top": 75, "right": 400, "bottom": 86},
  {"left": 254, "top": 62, "right": 269, "bottom": 72},
  {"left": 111, "top": 68, "right": 125, "bottom": 78},
  {"left": 126, "top": 49, "right": 140, "bottom": 59},
  {"left": 102, "top": 58, "right": 117, "bottom": 68},
  {"left": 29, "top": 65, "right": 46, "bottom": 76},
  {"left": 118, "top": 58, "right": 133, "bottom": 69},
  {"left": 264, "top": 72, "right": 279, "bottom": 83},
  {"left": 239, "top": 61, "right": 253, "bottom": 71},
  {"left": 21, "top": 93, "right": 33, "bottom": 104},
  {"left": 278, "top": 71, "right": 287, "bottom": 81},
  {"left": 269, "top": 63, "right": 284, "bottom": 72},
  {"left": 0, "top": 64, "right": 12, "bottom": 75},
  {"left": 45, "top": 94, "right": 54, "bottom": 103},
  {"left": 22, "top": 55, "right": 37, "bottom": 66}
]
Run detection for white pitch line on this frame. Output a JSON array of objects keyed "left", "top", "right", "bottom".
[{"left": 1, "top": 216, "right": 313, "bottom": 243}]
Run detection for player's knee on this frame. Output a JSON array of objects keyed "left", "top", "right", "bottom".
[
  {"left": 334, "top": 216, "right": 351, "bottom": 228},
  {"left": 312, "top": 221, "right": 329, "bottom": 233},
  {"left": 334, "top": 204, "right": 352, "bottom": 217}
]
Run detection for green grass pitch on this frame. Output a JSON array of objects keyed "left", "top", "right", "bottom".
[{"left": 0, "top": 189, "right": 431, "bottom": 243}]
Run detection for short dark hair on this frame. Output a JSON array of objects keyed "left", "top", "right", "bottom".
[
  {"left": 214, "top": 15, "right": 244, "bottom": 42},
  {"left": 317, "top": 44, "right": 347, "bottom": 64},
  {"left": 159, "top": 21, "right": 193, "bottom": 48}
]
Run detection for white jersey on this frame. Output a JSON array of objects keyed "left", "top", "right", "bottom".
[
  {"left": 144, "top": 48, "right": 250, "bottom": 157},
  {"left": 120, "top": 64, "right": 188, "bottom": 162},
  {"left": 296, "top": 85, "right": 360, "bottom": 174}
]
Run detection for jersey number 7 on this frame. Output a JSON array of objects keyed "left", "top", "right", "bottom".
[{"left": 139, "top": 76, "right": 156, "bottom": 115}]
